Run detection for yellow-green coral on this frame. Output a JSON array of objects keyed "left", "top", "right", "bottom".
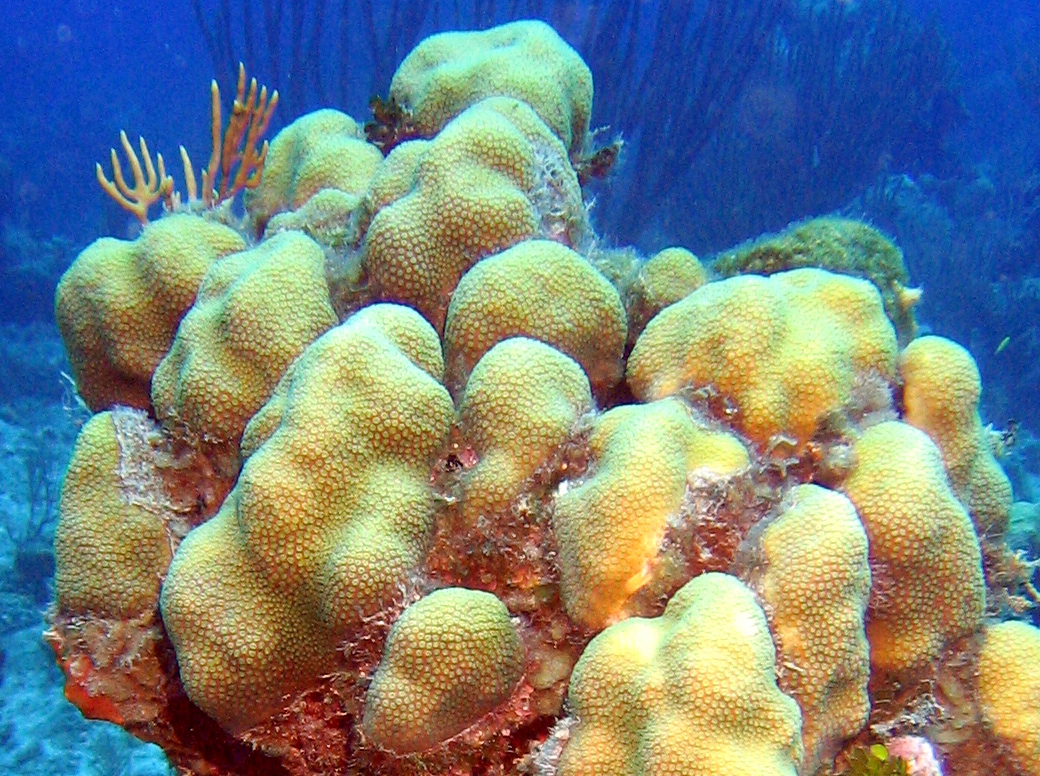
[
  {"left": 625, "top": 246, "right": 709, "bottom": 340},
  {"left": 266, "top": 188, "right": 364, "bottom": 250},
  {"left": 244, "top": 109, "right": 383, "bottom": 232},
  {"left": 553, "top": 399, "right": 749, "bottom": 629},
  {"left": 151, "top": 230, "right": 337, "bottom": 446},
  {"left": 754, "top": 484, "right": 871, "bottom": 774},
  {"left": 159, "top": 304, "right": 454, "bottom": 733},
  {"left": 457, "top": 337, "right": 592, "bottom": 529},
  {"left": 712, "top": 217, "right": 920, "bottom": 344},
  {"left": 362, "top": 587, "right": 524, "bottom": 753},
  {"left": 627, "top": 268, "right": 898, "bottom": 450},
  {"left": 55, "top": 214, "right": 246, "bottom": 411},
  {"left": 360, "top": 96, "right": 587, "bottom": 332},
  {"left": 49, "top": 19, "right": 1040, "bottom": 776},
  {"left": 841, "top": 421, "right": 985, "bottom": 674},
  {"left": 54, "top": 409, "right": 175, "bottom": 618},
  {"left": 444, "top": 239, "right": 627, "bottom": 396},
  {"left": 557, "top": 572, "right": 803, "bottom": 775},
  {"left": 388, "top": 20, "right": 593, "bottom": 156},
  {"left": 900, "top": 335, "right": 1012, "bottom": 536},
  {"left": 976, "top": 621, "right": 1040, "bottom": 775},
  {"left": 356, "top": 138, "right": 429, "bottom": 236}
]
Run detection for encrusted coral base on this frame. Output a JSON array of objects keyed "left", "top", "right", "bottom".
[
  {"left": 46, "top": 605, "right": 560, "bottom": 776},
  {"left": 46, "top": 610, "right": 281, "bottom": 774},
  {"left": 846, "top": 636, "right": 1032, "bottom": 776}
]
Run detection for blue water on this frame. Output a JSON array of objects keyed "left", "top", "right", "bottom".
[{"left": 0, "top": 1, "right": 1038, "bottom": 774}]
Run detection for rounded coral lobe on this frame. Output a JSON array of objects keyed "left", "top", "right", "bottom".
[{"left": 362, "top": 587, "right": 525, "bottom": 754}]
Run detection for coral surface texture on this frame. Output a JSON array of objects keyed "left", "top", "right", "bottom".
[{"left": 48, "top": 20, "right": 1039, "bottom": 776}]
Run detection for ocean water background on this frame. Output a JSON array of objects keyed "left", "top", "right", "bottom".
[{"left": 0, "top": 1, "right": 1037, "bottom": 773}]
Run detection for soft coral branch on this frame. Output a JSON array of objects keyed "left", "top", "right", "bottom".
[
  {"left": 96, "top": 64, "right": 278, "bottom": 219},
  {"left": 200, "top": 62, "right": 279, "bottom": 208},
  {"left": 95, "top": 131, "right": 174, "bottom": 225}
]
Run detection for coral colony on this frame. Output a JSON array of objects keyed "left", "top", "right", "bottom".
[{"left": 47, "top": 20, "right": 1039, "bottom": 776}]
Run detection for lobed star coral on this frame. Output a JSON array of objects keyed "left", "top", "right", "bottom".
[
  {"left": 556, "top": 572, "right": 804, "bottom": 776},
  {"left": 385, "top": 20, "right": 593, "bottom": 157},
  {"left": 48, "top": 20, "right": 1040, "bottom": 776}
]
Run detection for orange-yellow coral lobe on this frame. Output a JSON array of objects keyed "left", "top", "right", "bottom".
[
  {"left": 841, "top": 421, "right": 985, "bottom": 673},
  {"left": 160, "top": 305, "right": 454, "bottom": 733},
  {"left": 627, "top": 268, "right": 897, "bottom": 449},
  {"left": 55, "top": 214, "right": 245, "bottom": 411}
]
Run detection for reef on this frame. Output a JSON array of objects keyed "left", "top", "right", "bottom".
[{"left": 47, "top": 19, "right": 1040, "bottom": 776}]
